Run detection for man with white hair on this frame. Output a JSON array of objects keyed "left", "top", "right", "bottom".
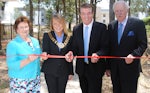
[{"left": 107, "top": 1, "right": 147, "bottom": 93}]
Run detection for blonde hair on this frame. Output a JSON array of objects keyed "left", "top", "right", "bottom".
[{"left": 50, "top": 13, "right": 68, "bottom": 34}]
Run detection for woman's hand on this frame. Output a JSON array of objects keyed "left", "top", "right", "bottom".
[
  {"left": 65, "top": 51, "right": 74, "bottom": 62},
  {"left": 41, "top": 52, "right": 48, "bottom": 61}
]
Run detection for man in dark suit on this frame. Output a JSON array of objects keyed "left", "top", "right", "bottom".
[
  {"left": 66, "top": 3, "right": 109, "bottom": 93},
  {"left": 107, "top": 1, "right": 147, "bottom": 93}
]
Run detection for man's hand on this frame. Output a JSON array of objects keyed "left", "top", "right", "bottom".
[
  {"left": 125, "top": 54, "right": 135, "bottom": 64},
  {"left": 91, "top": 53, "right": 99, "bottom": 63},
  {"left": 105, "top": 70, "right": 111, "bottom": 77}
]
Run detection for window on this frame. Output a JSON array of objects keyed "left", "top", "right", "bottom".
[
  {"left": 42, "top": 19, "right": 44, "bottom": 22},
  {"left": 103, "top": 19, "right": 106, "bottom": 23},
  {"left": 103, "top": 14, "right": 106, "bottom": 17}
]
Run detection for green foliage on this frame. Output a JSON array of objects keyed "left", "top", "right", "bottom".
[
  {"left": 143, "top": 16, "right": 150, "bottom": 25},
  {"left": 130, "top": 0, "right": 150, "bottom": 16},
  {"left": 143, "top": 16, "right": 150, "bottom": 37},
  {"left": 0, "top": 2, "right": 3, "bottom": 6},
  {"left": 146, "top": 25, "right": 150, "bottom": 37},
  {"left": 45, "top": 9, "right": 53, "bottom": 25},
  {"left": 13, "top": 8, "right": 24, "bottom": 20},
  {"left": 64, "top": 0, "right": 76, "bottom": 23}
]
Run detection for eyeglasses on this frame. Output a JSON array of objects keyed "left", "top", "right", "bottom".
[{"left": 18, "top": 26, "right": 29, "bottom": 30}]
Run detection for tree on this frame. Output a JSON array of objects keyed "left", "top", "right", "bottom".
[
  {"left": 90, "top": 0, "right": 102, "bottom": 21},
  {"left": 14, "top": 9, "right": 23, "bottom": 20},
  {"left": 75, "top": 0, "right": 78, "bottom": 24},
  {"left": 0, "top": 2, "right": 5, "bottom": 50},
  {"left": 29, "top": 0, "right": 34, "bottom": 36},
  {"left": 143, "top": 16, "right": 150, "bottom": 37},
  {"left": 130, "top": 0, "right": 150, "bottom": 17},
  {"left": 23, "top": 0, "right": 34, "bottom": 36},
  {"left": 109, "top": 0, "right": 115, "bottom": 23},
  {"left": 23, "top": 0, "right": 50, "bottom": 40},
  {"left": 65, "top": 0, "right": 75, "bottom": 31}
]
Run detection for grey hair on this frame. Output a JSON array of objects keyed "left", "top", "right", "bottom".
[{"left": 113, "top": 0, "right": 130, "bottom": 12}]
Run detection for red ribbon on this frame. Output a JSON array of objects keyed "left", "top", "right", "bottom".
[
  {"left": 41, "top": 55, "right": 144, "bottom": 59},
  {"left": 0, "top": 54, "right": 146, "bottom": 59}
]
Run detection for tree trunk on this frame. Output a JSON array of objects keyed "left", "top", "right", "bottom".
[
  {"left": 75, "top": 0, "right": 78, "bottom": 24},
  {"left": 0, "top": 23, "right": 1, "bottom": 50},
  {"left": 0, "top": 2, "right": 6, "bottom": 50},
  {"left": 62, "top": 0, "right": 66, "bottom": 15},
  {"left": 37, "top": 0, "right": 41, "bottom": 43},
  {"left": 29, "top": 0, "right": 33, "bottom": 36},
  {"left": 78, "top": 0, "right": 81, "bottom": 23},
  {"left": 56, "top": 0, "right": 59, "bottom": 12},
  {"left": 128, "top": 0, "right": 131, "bottom": 16},
  {"left": 90, "top": 0, "right": 96, "bottom": 21},
  {"left": 109, "top": 0, "right": 115, "bottom": 23}
]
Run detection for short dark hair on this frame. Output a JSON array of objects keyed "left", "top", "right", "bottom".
[
  {"left": 80, "top": 3, "right": 94, "bottom": 13},
  {"left": 14, "top": 16, "right": 31, "bottom": 31}
]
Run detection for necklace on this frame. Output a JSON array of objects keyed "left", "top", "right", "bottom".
[{"left": 48, "top": 32, "right": 70, "bottom": 49}]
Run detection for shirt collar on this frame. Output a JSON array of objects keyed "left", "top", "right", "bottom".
[
  {"left": 54, "top": 32, "right": 64, "bottom": 43},
  {"left": 83, "top": 19, "right": 94, "bottom": 28},
  {"left": 119, "top": 16, "right": 128, "bottom": 26}
]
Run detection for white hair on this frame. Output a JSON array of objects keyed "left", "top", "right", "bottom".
[{"left": 113, "top": 0, "right": 130, "bottom": 12}]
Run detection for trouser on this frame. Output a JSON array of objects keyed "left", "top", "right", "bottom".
[{"left": 44, "top": 73, "right": 68, "bottom": 93}]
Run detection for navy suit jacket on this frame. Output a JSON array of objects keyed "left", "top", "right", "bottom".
[
  {"left": 72, "top": 22, "right": 109, "bottom": 76},
  {"left": 108, "top": 17, "right": 147, "bottom": 79}
]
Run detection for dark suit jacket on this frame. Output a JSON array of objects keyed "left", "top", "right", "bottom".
[
  {"left": 41, "top": 31, "right": 73, "bottom": 77},
  {"left": 108, "top": 17, "right": 147, "bottom": 79},
  {"left": 72, "top": 22, "right": 109, "bottom": 76}
]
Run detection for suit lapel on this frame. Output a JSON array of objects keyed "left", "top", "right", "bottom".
[
  {"left": 114, "top": 22, "right": 118, "bottom": 44},
  {"left": 62, "top": 34, "right": 67, "bottom": 43},
  {"left": 80, "top": 24, "right": 84, "bottom": 53},
  {"left": 89, "top": 22, "right": 95, "bottom": 50},
  {"left": 112, "top": 21, "right": 119, "bottom": 45}
]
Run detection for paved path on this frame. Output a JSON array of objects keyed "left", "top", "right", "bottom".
[
  {"left": 40, "top": 59, "right": 82, "bottom": 93},
  {"left": 40, "top": 72, "right": 82, "bottom": 93},
  {"left": 40, "top": 59, "right": 113, "bottom": 93}
]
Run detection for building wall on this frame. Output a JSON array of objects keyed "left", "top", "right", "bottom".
[{"left": 96, "top": 7, "right": 109, "bottom": 25}]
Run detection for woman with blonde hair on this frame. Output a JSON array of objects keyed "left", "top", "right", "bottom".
[{"left": 41, "top": 13, "right": 74, "bottom": 93}]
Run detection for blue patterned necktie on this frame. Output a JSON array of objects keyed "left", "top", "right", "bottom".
[
  {"left": 118, "top": 23, "right": 123, "bottom": 44},
  {"left": 84, "top": 26, "right": 89, "bottom": 62}
]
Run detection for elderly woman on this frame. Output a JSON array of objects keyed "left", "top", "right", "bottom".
[{"left": 6, "top": 16, "right": 46, "bottom": 93}]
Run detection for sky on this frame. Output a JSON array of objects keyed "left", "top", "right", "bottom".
[{"left": 97, "top": 0, "right": 109, "bottom": 9}]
